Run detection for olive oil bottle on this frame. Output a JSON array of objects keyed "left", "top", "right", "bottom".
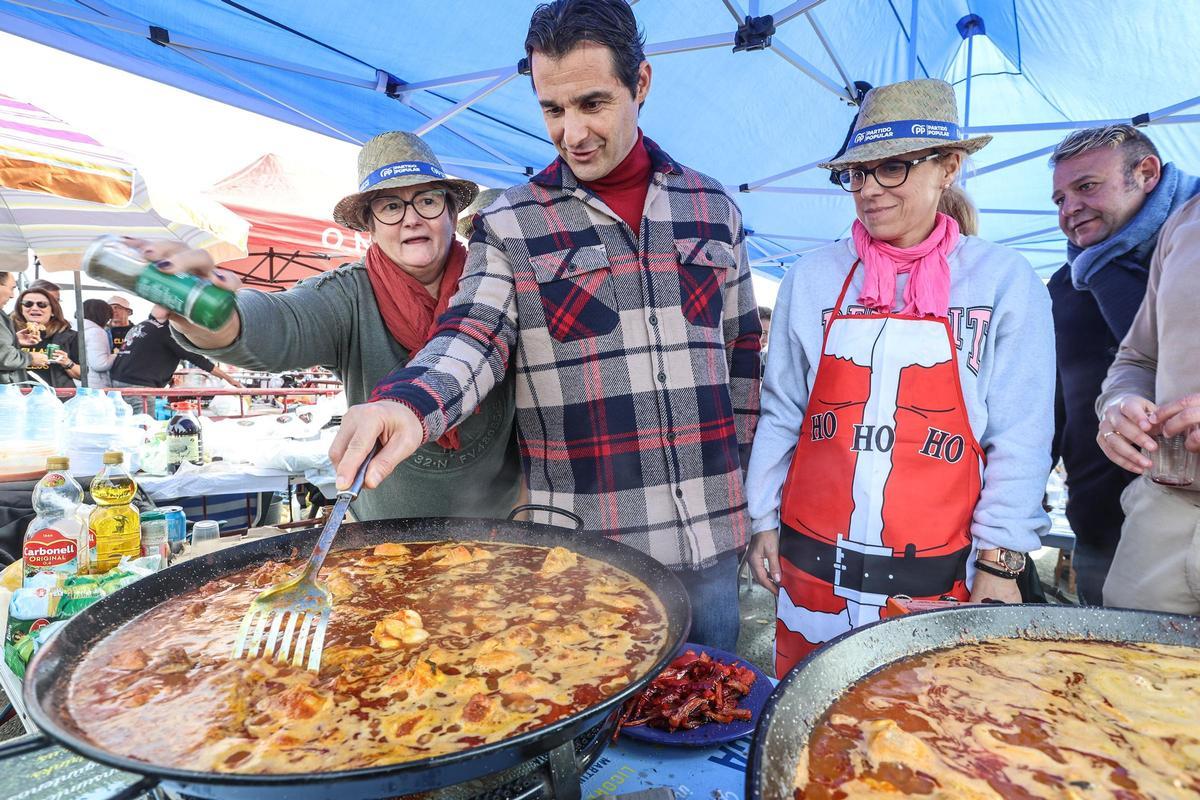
[{"left": 89, "top": 451, "right": 141, "bottom": 573}]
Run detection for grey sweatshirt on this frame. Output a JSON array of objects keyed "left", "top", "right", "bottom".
[
  {"left": 174, "top": 260, "right": 520, "bottom": 521},
  {"left": 746, "top": 236, "right": 1055, "bottom": 553},
  {"left": 1098, "top": 195, "right": 1200, "bottom": 495}
]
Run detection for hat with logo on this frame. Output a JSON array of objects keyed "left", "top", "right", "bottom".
[
  {"left": 332, "top": 131, "right": 479, "bottom": 232},
  {"left": 819, "top": 79, "right": 991, "bottom": 171},
  {"left": 107, "top": 295, "right": 133, "bottom": 311}
]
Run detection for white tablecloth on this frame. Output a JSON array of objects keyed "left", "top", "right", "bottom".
[{"left": 135, "top": 464, "right": 291, "bottom": 501}]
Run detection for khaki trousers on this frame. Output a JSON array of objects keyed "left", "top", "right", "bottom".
[{"left": 1103, "top": 476, "right": 1200, "bottom": 614}]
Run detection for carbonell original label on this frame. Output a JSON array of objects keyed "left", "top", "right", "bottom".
[{"left": 24, "top": 527, "right": 79, "bottom": 572}]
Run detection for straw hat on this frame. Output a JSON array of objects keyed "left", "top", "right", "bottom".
[
  {"left": 819, "top": 79, "right": 991, "bottom": 171},
  {"left": 332, "top": 132, "right": 479, "bottom": 232},
  {"left": 456, "top": 188, "right": 505, "bottom": 239}
]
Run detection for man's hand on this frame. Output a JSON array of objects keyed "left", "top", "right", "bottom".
[
  {"left": 1156, "top": 393, "right": 1200, "bottom": 453},
  {"left": 28, "top": 351, "right": 49, "bottom": 368},
  {"left": 747, "top": 530, "right": 782, "bottom": 595},
  {"left": 1097, "top": 394, "right": 1158, "bottom": 473},
  {"left": 16, "top": 329, "right": 39, "bottom": 347},
  {"left": 330, "top": 402, "right": 425, "bottom": 490},
  {"left": 969, "top": 571, "right": 1022, "bottom": 604}
]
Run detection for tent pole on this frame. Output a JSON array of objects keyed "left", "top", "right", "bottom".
[
  {"left": 73, "top": 271, "right": 88, "bottom": 387},
  {"left": 908, "top": 0, "right": 919, "bottom": 79},
  {"left": 770, "top": 42, "right": 855, "bottom": 100},
  {"left": 413, "top": 71, "right": 519, "bottom": 137}
]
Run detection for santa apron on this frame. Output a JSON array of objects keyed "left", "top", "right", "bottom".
[{"left": 774, "top": 260, "right": 983, "bottom": 676}]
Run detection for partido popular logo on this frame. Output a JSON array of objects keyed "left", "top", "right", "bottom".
[{"left": 24, "top": 528, "right": 78, "bottom": 568}]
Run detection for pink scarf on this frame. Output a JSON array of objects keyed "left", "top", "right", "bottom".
[{"left": 852, "top": 212, "right": 960, "bottom": 317}]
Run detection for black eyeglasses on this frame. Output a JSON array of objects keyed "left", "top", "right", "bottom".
[
  {"left": 21, "top": 300, "right": 49, "bottom": 309},
  {"left": 369, "top": 189, "right": 448, "bottom": 225},
  {"left": 835, "top": 152, "right": 942, "bottom": 193}
]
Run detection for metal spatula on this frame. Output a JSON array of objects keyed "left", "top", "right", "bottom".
[{"left": 231, "top": 449, "right": 374, "bottom": 671}]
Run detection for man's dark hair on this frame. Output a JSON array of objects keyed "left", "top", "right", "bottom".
[
  {"left": 83, "top": 298, "right": 113, "bottom": 328},
  {"left": 1050, "top": 125, "right": 1162, "bottom": 187},
  {"left": 28, "top": 278, "right": 61, "bottom": 299},
  {"left": 525, "top": 0, "right": 647, "bottom": 97}
]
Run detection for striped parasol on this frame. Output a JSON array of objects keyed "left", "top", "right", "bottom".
[{"left": 0, "top": 93, "right": 247, "bottom": 272}]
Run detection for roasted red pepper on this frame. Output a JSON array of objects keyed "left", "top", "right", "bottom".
[{"left": 616, "top": 651, "right": 757, "bottom": 735}]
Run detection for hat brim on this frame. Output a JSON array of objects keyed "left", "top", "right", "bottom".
[
  {"left": 819, "top": 134, "right": 993, "bottom": 171},
  {"left": 332, "top": 175, "right": 479, "bottom": 232}
]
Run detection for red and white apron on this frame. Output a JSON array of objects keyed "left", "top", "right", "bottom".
[{"left": 774, "top": 261, "right": 983, "bottom": 676}]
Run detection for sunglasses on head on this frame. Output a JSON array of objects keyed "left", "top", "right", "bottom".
[{"left": 22, "top": 300, "right": 49, "bottom": 309}]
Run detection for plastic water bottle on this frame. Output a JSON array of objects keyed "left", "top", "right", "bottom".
[
  {"left": 25, "top": 384, "right": 65, "bottom": 451},
  {"left": 0, "top": 385, "right": 25, "bottom": 446},
  {"left": 23, "top": 457, "right": 88, "bottom": 584},
  {"left": 107, "top": 390, "right": 133, "bottom": 426}
]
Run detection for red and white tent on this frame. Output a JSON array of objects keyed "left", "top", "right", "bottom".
[{"left": 208, "top": 154, "right": 365, "bottom": 291}]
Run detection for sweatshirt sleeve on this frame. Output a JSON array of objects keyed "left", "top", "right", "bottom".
[
  {"left": 971, "top": 260, "right": 1055, "bottom": 552},
  {"left": 1096, "top": 222, "right": 1169, "bottom": 414},
  {"left": 745, "top": 265, "right": 812, "bottom": 533},
  {"left": 174, "top": 276, "right": 353, "bottom": 374},
  {"left": 370, "top": 215, "right": 518, "bottom": 441}
]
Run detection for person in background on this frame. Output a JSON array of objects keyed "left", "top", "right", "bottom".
[
  {"left": 81, "top": 299, "right": 116, "bottom": 388},
  {"left": 107, "top": 295, "right": 134, "bottom": 352},
  {"left": 12, "top": 286, "right": 79, "bottom": 388},
  {"left": 745, "top": 79, "right": 1053, "bottom": 675},
  {"left": 1048, "top": 125, "right": 1200, "bottom": 604},
  {"left": 1095, "top": 193, "right": 1200, "bottom": 614},
  {"left": 126, "top": 132, "right": 521, "bottom": 524},
  {"left": 0, "top": 271, "right": 43, "bottom": 384},
  {"left": 109, "top": 305, "right": 240, "bottom": 413},
  {"left": 938, "top": 183, "right": 979, "bottom": 236},
  {"left": 329, "top": 0, "right": 761, "bottom": 651}
]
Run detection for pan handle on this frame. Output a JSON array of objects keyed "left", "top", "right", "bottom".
[{"left": 508, "top": 504, "right": 584, "bottom": 531}]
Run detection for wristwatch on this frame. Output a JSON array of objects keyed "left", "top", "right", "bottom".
[{"left": 974, "top": 548, "right": 1026, "bottom": 580}]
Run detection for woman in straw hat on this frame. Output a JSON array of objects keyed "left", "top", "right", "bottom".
[
  {"left": 129, "top": 132, "right": 520, "bottom": 522},
  {"left": 744, "top": 79, "right": 1054, "bottom": 675}
]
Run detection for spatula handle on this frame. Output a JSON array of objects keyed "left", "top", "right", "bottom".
[{"left": 302, "top": 445, "right": 377, "bottom": 580}]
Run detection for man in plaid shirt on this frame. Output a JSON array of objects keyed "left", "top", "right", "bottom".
[{"left": 333, "top": 0, "right": 761, "bottom": 649}]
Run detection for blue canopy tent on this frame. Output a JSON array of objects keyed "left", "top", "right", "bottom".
[{"left": 1, "top": 0, "right": 1197, "bottom": 283}]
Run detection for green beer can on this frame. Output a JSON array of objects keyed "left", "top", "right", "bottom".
[{"left": 81, "top": 236, "right": 236, "bottom": 330}]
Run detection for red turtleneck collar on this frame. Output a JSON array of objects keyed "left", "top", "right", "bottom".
[{"left": 579, "top": 129, "right": 652, "bottom": 234}]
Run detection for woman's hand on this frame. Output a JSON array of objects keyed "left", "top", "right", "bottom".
[
  {"left": 50, "top": 348, "right": 71, "bottom": 367},
  {"left": 123, "top": 237, "right": 243, "bottom": 292},
  {"left": 969, "top": 570, "right": 1022, "bottom": 604},
  {"left": 1097, "top": 394, "right": 1158, "bottom": 473},
  {"left": 122, "top": 237, "right": 244, "bottom": 348},
  {"left": 747, "top": 530, "right": 782, "bottom": 595}
]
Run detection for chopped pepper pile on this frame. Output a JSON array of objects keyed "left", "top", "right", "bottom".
[{"left": 617, "top": 650, "right": 757, "bottom": 733}]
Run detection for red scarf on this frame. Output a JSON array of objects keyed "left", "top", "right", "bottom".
[{"left": 365, "top": 240, "right": 467, "bottom": 450}]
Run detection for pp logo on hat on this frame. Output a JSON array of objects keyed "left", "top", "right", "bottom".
[
  {"left": 912, "top": 123, "right": 927, "bottom": 135},
  {"left": 853, "top": 132, "right": 865, "bottom": 144}
]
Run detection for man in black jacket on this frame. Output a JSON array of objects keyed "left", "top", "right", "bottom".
[
  {"left": 1048, "top": 125, "right": 1200, "bottom": 604},
  {"left": 110, "top": 305, "right": 240, "bottom": 412}
]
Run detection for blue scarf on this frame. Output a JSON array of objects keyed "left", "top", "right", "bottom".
[{"left": 1069, "top": 163, "right": 1200, "bottom": 289}]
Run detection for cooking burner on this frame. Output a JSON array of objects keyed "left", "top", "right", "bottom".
[{"left": 0, "top": 715, "right": 612, "bottom": 800}]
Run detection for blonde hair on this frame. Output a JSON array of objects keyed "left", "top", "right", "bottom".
[{"left": 938, "top": 183, "right": 978, "bottom": 236}]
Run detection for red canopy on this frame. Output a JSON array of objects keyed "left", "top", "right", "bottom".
[{"left": 209, "top": 154, "right": 366, "bottom": 291}]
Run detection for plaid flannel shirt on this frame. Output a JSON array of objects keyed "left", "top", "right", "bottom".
[{"left": 372, "top": 137, "right": 761, "bottom": 569}]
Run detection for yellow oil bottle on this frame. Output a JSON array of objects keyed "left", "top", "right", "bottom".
[{"left": 89, "top": 451, "right": 141, "bottom": 573}]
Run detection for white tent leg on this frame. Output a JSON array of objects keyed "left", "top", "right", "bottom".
[{"left": 413, "top": 71, "right": 518, "bottom": 137}]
